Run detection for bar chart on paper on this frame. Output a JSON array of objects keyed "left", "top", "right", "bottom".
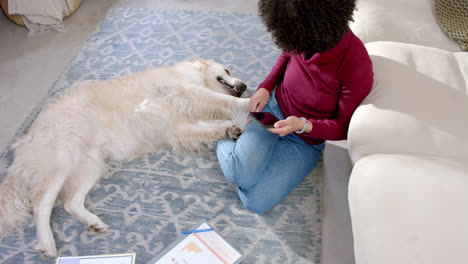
[{"left": 150, "top": 223, "right": 243, "bottom": 264}]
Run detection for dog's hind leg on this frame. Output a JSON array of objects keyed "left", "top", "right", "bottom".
[
  {"left": 33, "top": 169, "right": 71, "bottom": 258},
  {"left": 63, "top": 152, "right": 108, "bottom": 233}
]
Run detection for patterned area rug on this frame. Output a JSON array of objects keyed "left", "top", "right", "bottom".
[{"left": 0, "top": 9, "right": 323, "bottom": 264}]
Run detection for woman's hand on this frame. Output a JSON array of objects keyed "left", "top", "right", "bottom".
[
  {"left": 268, "top": 116, "right": 312, "bottom": 137},
  {"left": 248, "top": 88, "right": 270, "bottom": 112}
]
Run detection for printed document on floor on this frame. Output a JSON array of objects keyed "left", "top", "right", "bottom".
[
  {"left": 56, "top": 253, "right": 136, "bottom": 264},
  {"left": 148, "top": 222, "right": 244, "bottom": 264}
]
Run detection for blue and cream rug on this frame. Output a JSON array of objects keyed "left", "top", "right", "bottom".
[{"left": 0, "top": 9, "right": 322, "bottom": 264}]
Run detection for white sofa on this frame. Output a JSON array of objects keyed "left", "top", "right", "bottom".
[{"left": 346, "top": 0, "right": 468, "bottom": 263}]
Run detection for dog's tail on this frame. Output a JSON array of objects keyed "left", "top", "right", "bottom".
[
  {"left": 0, "top": 138, "right": 35, "bottom": 237},
  {"left": 0, "top": 173, "right": 32, "bottom": 236}
]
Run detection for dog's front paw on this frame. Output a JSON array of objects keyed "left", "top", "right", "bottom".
[
  {"left": 230, "top": 109, "right": 248, "bottom": 131},
  {"left": 226, "top": 125, "right": 242, "bottom": 140},
  {"left": 88, "top": 221, "right": 108, "bottom": 233},
  {"left": 35, "top": 241, "right": 57, "bottom": 258}
]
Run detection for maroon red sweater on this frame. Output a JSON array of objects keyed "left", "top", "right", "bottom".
[{"left": 259, "top": 29, "right": 374, "bottom": 145}]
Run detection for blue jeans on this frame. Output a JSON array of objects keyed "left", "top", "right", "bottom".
[{"left": 215, "top": 90, "right": 324, "bottom": 214}]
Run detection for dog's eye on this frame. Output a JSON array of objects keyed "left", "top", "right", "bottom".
[{"left": 224, "top": 69, "right": 231, "bottom": 75}]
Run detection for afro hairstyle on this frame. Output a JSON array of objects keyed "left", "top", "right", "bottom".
[{"left": 258, "top": 0, "right": 357, "bottom": 55}]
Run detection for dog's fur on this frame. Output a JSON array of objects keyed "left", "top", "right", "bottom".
[{"left": 0, "top": 59, "right": 249, "bottom": 258}]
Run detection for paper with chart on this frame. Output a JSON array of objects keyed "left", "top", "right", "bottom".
[{"left": 150, "top": 222, "right": 243, "bottom": 264}]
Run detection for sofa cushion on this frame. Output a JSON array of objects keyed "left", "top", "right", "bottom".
[
  {"left": 350, "top": 0, "right": 462, "bottom": 51},
  {"left": 348, "top": 41, "right": 468, "bottom": 163},
  {"left": 349, "top": 154, "right": 468, "bottom": 264}
]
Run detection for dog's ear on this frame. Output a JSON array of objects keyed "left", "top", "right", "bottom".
[
  {"left": 194, "top": 57, "right": 206, "bottom": 64},
  {"left": 193, "top": 58, "right": 210, "bottom": 67}
]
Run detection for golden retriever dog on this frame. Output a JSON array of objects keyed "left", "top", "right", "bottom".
[{"left": 0, "top": 59, "right": 249, "bottom": 258}]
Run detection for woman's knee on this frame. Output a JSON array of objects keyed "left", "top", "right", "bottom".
[
  {"left": 227, "top": 172, "right": 256, "bottom": 190},
  {"left": 216, "top": 142, "right": 265, "bottom": 189},
  {"left": 227, "top": 157, "right": 268, "bottom": 189},
  {"left": 243, "top": 200, "right": 268, "bottom": 214},
  {"left": 238, "top": 190, "right": 271, "bottom": 214}
]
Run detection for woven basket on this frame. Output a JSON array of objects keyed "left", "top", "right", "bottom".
[
  {"left": 435, "top": 0, "right": 468, "bottom": 51},
  {"left": 0, "top": 0, "right": 82, "bottom": 26}
]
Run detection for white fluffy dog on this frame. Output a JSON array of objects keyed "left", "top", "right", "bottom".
[{"left": 0, "top": 59, "right": 249, "bottom": 258}]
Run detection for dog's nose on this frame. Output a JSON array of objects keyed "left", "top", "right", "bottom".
[{"left": 235, "top": 81, "right": 247, "bottom": 95}]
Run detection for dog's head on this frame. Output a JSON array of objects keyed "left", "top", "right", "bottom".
[{"left": 195, "top": 59, "right": 247, "bottom": 97}]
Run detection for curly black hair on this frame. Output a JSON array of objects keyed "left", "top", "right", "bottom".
[{"left": 258, "top": 0, "right": 356, "bottom": 54}]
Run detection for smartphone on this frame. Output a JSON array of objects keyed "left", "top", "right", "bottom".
[{"left": 248, "top": 112, "right": 280, "bottom": 129}]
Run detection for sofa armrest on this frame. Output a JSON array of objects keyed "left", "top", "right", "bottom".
[{"left": 348, "top": 42, "right": 468, "bottom": 164}]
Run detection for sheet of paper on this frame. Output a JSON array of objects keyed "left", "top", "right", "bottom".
[
  {"left": 56, "top": 253, "right": 136, "bottom": 264},
  {"left": 150, "top": 223, "right": 243, "bottom": 264}
]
